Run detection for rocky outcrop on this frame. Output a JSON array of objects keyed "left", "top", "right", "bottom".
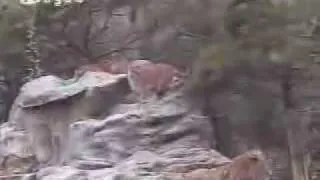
[
  {"left": 182, "top": 150, "right": 268, "bottom": 180},
  {"left": 0, "top": 72, "right": 269, "bottom": 179}
]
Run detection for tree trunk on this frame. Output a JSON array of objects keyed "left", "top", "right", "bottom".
[
  {"left": 287, "top": 124, "right": 311, "bottom": 180},
  {"left": 281, "top": 64, "right": 310, "bottom": 180}
]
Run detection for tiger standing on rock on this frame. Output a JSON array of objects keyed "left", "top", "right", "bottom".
[
  {"left": 127, "top": 60, "right": 187, "bottom": 100},
  {"left": 75, "top": 58, "right": 187, "bottom": 101}
]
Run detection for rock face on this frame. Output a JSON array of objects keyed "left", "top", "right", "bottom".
[
  {"left": 183, "top": 150, "right": 269, "bottom": 180},
  {"left": 0, "top": 73, "right": 268, "bottom": 179}
]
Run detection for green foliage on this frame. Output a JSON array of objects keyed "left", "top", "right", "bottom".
[
  {"left": 189, "top": 43, "right": 233, "bottom": 92},
  {"left": 199, "top": 45, "right": 226, "bottom": 70},
  {"left": 0, "top": 0, "right": 67, "bottom": 55},
  {"left": 225, "top": 0, "right": 288, "bottom": 51},
  {"left": 0, "top": 0, "right": 35, "bottom": 55},
  {"left": 35, "top": 2, "right": 67, "bottom": 24},
  {"left": 189, "top": 0, "right": 293, "bottom": 92},
  {"left": 0, "top": 0, "right": 40, "bottom": 85}
]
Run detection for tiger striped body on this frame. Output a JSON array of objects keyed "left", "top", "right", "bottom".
[{"left": 127, "top": 60, "right": 185, "bottom": 99}]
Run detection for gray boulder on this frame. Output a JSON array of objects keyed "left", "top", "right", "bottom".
[{"left": 0, "top": 74, "right": 233, "bottom": 179}]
